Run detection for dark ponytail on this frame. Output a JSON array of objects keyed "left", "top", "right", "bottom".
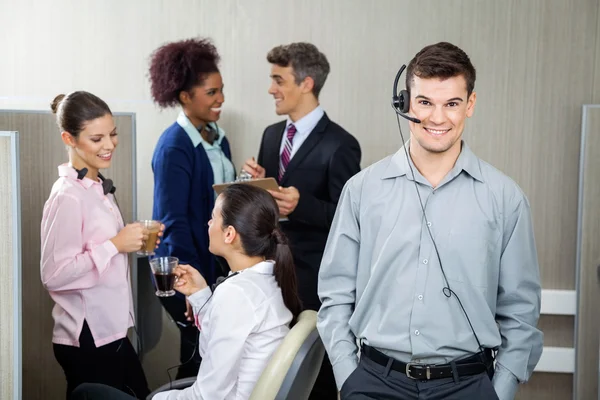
[
  {"left": 220, "top": 184, "right": 302, "bottom": 323},
  {"left": 270, "top": 229, "right": 302, "bottom": 322}
]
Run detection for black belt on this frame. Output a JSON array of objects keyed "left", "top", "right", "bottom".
[{"left": 361, "top": 345, "right": 492, "bottom": 380}]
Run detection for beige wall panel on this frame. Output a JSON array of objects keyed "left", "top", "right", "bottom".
[
  {"left": 574, "top": 106, "right": 600, "bottom": 399},
  {"left": 0, "top": 112, "right": 135, "bottom": 400},
  {"left": 516, "top": 373, "right": 573, "bottom": 400},
  {"left": 537, "top": 315, "right": 574, "bottom": 348},
  {"left": 463, "top": 0, "right": 597, "bottom": 291},
  {"left": 0, "top": 135, "right": 16, "bottom": 400}
]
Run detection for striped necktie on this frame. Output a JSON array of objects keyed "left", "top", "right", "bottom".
[{"left": 279, "top": 124, "right": 297, "bottom": 182}]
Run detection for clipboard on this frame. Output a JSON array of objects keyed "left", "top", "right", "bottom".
[
  {"left": 212, "top": 177, "right": 280, "bottom": 195},
  {"left": 212, "top": 178, "right": 289, "bottom": 221}
]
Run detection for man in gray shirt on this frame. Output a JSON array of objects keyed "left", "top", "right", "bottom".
[{"left": 317, "top": 42, "right": 543, "bottom": 400}]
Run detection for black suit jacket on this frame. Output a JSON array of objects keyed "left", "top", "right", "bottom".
[{"left": 257, "top": 113, "right": 361, "bottom": 310}]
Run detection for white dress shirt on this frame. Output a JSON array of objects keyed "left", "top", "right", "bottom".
[
  {"left": 154, "top": 260, "right": 292, "bottom": 400},
  {"left": 278, "top": 105, "right": 324, "bottom": 159}
]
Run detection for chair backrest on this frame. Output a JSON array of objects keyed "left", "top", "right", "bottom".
[
  {"left": 249, "top": 310, "right": 325, "bottom": 400},
  {"left": 274, "top": 328, "right": 326, "bottom": 400}
]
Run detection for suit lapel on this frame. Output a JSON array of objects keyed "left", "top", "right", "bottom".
[
  {"left": 280, "top": 114, "right": 329, "bottom": 186},
  {"left": 264, "top": 121, "right": 286, "bottom": 179}
]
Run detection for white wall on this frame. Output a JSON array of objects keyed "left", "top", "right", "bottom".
[
  {"left": 1, "top": 0, "right": 593, "bottom": 221},
  {"left": 2, "top": 0, "right": 598, "bottom": 288}
]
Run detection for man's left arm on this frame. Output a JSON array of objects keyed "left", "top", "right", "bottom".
[
  {"left": 286, "top": 136, "right": 361, "bottom": 229},
  {"left": 493, "top": 197, "right": 544, "bottom": 400}
]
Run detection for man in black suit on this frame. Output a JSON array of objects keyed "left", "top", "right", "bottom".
[{"left": 243, "top": 42, "right": 361, "bottom": 399}]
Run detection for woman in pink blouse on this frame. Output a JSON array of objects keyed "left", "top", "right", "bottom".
[{"left": 41, "top": 91, "right": 157, "bottom": 399}]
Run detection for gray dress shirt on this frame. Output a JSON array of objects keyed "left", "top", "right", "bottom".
[{"left": 317, "top": 142, "right": 543, "bottom": 400}]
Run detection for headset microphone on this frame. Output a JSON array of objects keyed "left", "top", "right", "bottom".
[{"left": 391, "top": 64, "right": 422, "bottom": 124}]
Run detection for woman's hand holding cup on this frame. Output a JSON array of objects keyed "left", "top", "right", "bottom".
[{"left": 173, "top": 264, "right": 208, "bottom": 297}]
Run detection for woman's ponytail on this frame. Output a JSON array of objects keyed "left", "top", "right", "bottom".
[{"left": 271, "top": 229, "right": 302, "bottom": 324}]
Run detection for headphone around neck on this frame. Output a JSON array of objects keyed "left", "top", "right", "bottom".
[
  {"left": 211, "top": 271, "right": 240, "bottom": 292},
  {"left": 74, "top": 167, "right": 116, "bottom": 195}
]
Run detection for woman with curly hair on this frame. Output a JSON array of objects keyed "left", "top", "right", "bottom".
[{"left": 148, "top": 37, "right": 235, "bottom": 379}]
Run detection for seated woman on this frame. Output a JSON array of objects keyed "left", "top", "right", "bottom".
[{"left": 71, "top": 183, "right": 302, "bottom": 400}]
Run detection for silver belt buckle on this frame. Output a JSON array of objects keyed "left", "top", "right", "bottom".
[{"left": 406, "top": 363, "right": 431, "bottom": 380}]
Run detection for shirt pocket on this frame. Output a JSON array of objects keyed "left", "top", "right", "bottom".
[{"left": 443, "top": 222, "right": 501, "bottom": 290}]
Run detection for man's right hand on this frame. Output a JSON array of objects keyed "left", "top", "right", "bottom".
[{"left": 243, "top": 157, "right": 266, "bottom": 179}]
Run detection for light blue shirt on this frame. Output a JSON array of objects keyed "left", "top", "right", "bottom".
[
  {"left": 177, "top": 112, "right": 235, "bottom": 187},
  {"left": 279, "top": 105, "right": 325, "bottom": 158},
  {"left": 317, "top": 141, "right": 543, "bottom": 400}
]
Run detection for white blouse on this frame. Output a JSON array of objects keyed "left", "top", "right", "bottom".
[{"left": 154, "top": 260, "right": 292, "bottom": 400}]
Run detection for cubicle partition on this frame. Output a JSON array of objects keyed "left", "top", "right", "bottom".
[
  {"left": 0, "top": 131, "right": 22, "bottom": 400},
  {"left": 573, "top": 104, "right": 600, "bottom": 399},
  {"left": 0, "top": 112, "right": 137, "bottom": 400}
]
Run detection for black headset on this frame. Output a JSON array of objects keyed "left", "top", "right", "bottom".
[
  {"left": 74, "top": 167, "right": 116, "bottom": 195},
  {"left": 391, "top": 64, "right": 422, "bottom": 124},
  {"left": 211, "top": 270, "right": 240, "bottom": 292}
]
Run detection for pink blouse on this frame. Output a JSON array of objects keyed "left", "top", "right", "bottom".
[{"left": 40, "top": 164, "right": 133, "bottom": 347}]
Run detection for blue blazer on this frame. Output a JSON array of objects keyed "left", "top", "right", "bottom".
[{"left": 151, "top": 122, "right": 232, "bottom": 288}]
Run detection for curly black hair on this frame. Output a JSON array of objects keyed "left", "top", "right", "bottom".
[{"left": 148, "top": 37, "right": 220, "bottom": 108}]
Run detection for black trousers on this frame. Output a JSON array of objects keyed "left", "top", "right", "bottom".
[
  {"left": 340, "top": 356, "right": 499, "bottom": 400},
  {"left": 159, "top": 294, "right": 202, "bottom": 379},
  {"left": 53, "top": 321, "right": 150, "bottom": 399},
  {"left": 308, "top": 354, "right": 338, "bottom": 399}
]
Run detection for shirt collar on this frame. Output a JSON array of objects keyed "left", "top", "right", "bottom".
[
  {"left": 58, "top": 163, "right": 101, "bottom": 190},
  {"left": 382, "top": 140, "right": 483, "bottom": 183},
  {"left": 229, "top": 260, "right": 275, "bottom": 277},
  {"left": 285, "top": 105, "right": 324, "bottom": 134},
  {"left": 177, "top": 111, "right": 225, "bottom": 149},
  {"left": 454, "top": 142, "right": 483, "bottom": 182}
]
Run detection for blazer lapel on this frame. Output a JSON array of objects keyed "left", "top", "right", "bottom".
[
  {"left": 263, "top": 121, "right": 286, "bottom": 179},
  {"left": 280, "top": 114, "right": 329, "bottom": 186}
]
